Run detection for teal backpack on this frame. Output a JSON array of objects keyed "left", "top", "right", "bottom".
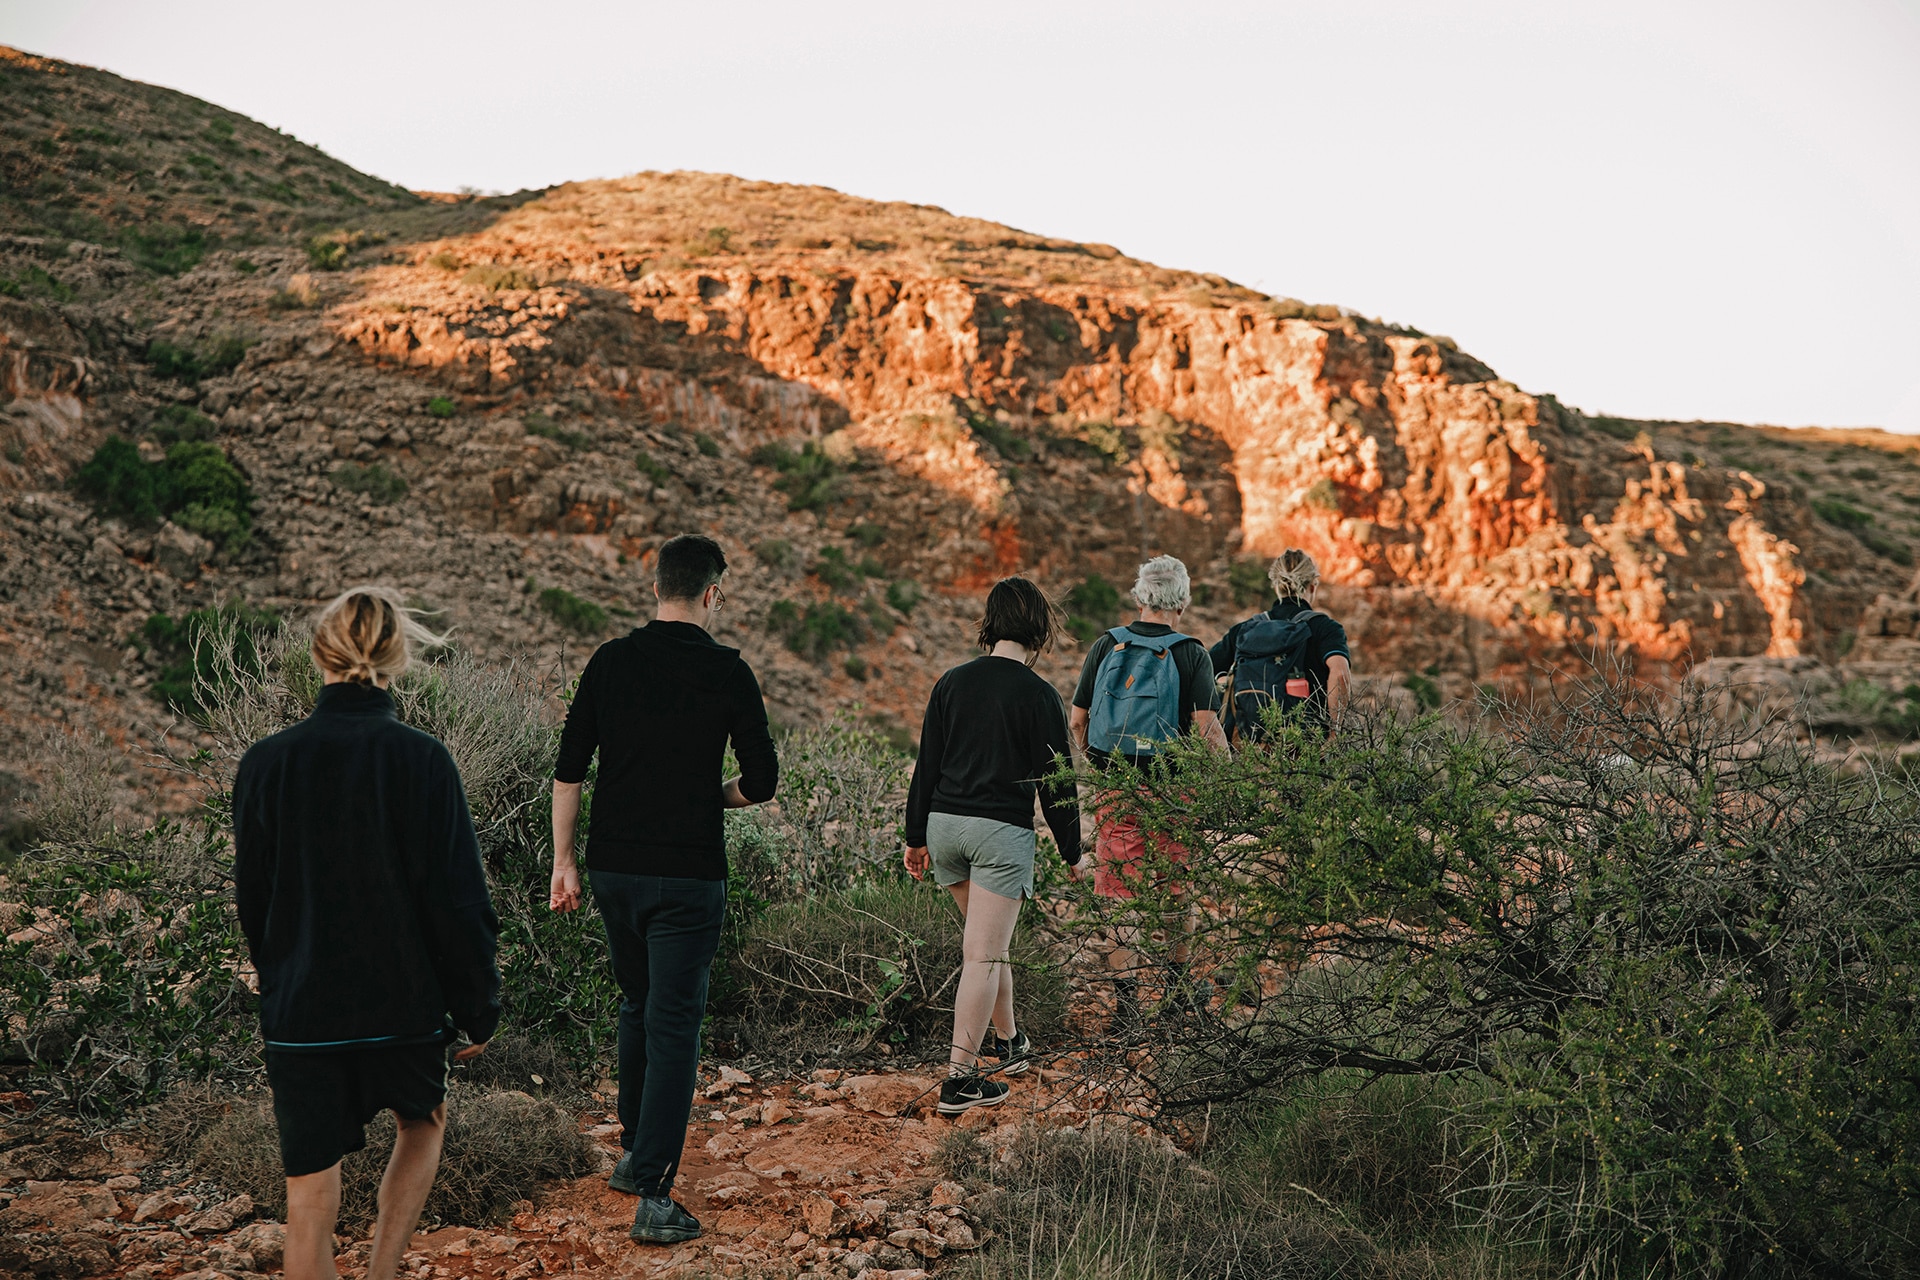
[{"left": 1087, "top": 627, "right": 1192, "bottom": 757}]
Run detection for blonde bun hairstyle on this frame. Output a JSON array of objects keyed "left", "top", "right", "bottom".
[
  {"left": 310, "top": 585, "right": 447, "bottom": 686},
  {"left": 1268, "top": 549, "right": 1321, "bottom": 601}
]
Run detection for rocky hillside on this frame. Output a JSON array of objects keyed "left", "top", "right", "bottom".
[{"left": 6, "top": 43, "right": 1920, "bottom": 793}]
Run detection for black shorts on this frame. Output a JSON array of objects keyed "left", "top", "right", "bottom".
[{"left": 264, "top": 1041, "right": 449, "bottom": 1177}]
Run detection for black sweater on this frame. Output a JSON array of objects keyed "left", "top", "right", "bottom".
[
  {"left": 233, "top": 683, "right": 501, "bottom": 1050},
  {"left": 904, "top": 655, "right": 1081, "bottom": 864},
  {"left": 554, "top": 620, "right": 779, "bottom": 880}
]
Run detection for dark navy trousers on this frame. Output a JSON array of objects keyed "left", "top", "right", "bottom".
[{"left": 590, "top": 870, "right": 726, "bottom": 1197}]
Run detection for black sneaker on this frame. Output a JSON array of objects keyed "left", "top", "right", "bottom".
[
  {"left": 608, "top": 1151, "right": 641, "bottom": 1195},
  {"left": 630, "top": 1195, "right": 701, "bottom": 1244},
  {"left": 938, "top": 1074, "right": 1010, "bottom": 1115},
  {"left": 985, "top": 1028, "right": 1034, "bottom": 1075}
]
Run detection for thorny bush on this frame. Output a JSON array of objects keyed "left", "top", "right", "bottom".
[{"left": 1069, "top": 670, "right": 1920, "bottom": 1276}]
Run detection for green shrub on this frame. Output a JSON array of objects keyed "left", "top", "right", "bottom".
[
  {"left": 73, "top": 437, "right": 253, "bottom": 550},
  {"left": 634, "top": 449, "right": 671, "bottom": 485},
  {"left": 122, "top": 223, "right": 207, "bottom": 275},
  {"left": 886, "top": 579, "right": 923, "bottom": 614},
  {"left": 1065, "top": 573, "right": 1123, "bottom": 642},
  {"left": 1303, "top": 476, "right": 1341, "bottom": 511},
  {"left": 1228, "top": 558, "right": 1271, "bottom": 607},
  {"left": 844, "top": 654, "right": 869, "bottom": 681},
  {"left": 0, "top": 832, "right": 255, "bottom": 1116},
  {"left": 1814, "top": 496, "right": 1873, "bottom": 530},
  {"left": 861, "top": 595, "right": 897, "bottom": 636},
  {"left": 694, "top": 432, "right": 721, "bottom": 457},
  {"left": 1403, "top": 671, "right": 1442, "bottom": 711},
  {"left": 966, "top": 410, "right": 1030, "bottom": 461},
  {"left": 0, "top": 264, "right": 74, "bottom": 301},
  {"left": 73, "top": 436, "right": 165, "bottom": 523},
  {"left": 811, "top": 546, "right": 864, "bottom": 592},
  {"left": 766, "top": 598, "right": 802, "bottom": 637},
  {"left": 787, "top": 602, "right": 858, "bottom": 660},
  {"left": 1064, "top": 675, "right": 1920, "bottom": 1275},
  {"left": 753, "top": 538, "right": 795, "bottom": 570},
  {"left": 426, "top": 249, "right": 462, "bottom": 270},
  {"left": 537, "top": 587, "right": 608, "bottom": 635},
  {"left": 524, "top": 414, "right": 590, "bottom": 450},
  {"left": 849, "top": 521, "right": 886, "bottom": 547},
  {"left": 427, "top": 395, "right": 456, "bottom": 418},
  {"left": 142, "top": 600, "right": 280, "bottom": 718},
  {"left": 752, "top": 441, "right": 841, "bottom": 510},
  {"left": 1860, "top": 528, "right": 1913, "bottom": 564},
  {"left": 152, "top": 404, "right": 216, "bottom": 444},
  {"left": 684, "top": 226, "right": 733, "bottom": 257},
  {"left": 330, "top": 461, "right": 408, "bottom": 504},
  {"left": 304, "top": 228, "right": 380, "bottom": 272},
  {"left": 146, "top": 334, "right": 249, "bottom": 383}
]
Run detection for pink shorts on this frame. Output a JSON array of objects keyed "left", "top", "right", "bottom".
[{"left": 1092, "top": 802, "right": 1189, "bottom": 900}]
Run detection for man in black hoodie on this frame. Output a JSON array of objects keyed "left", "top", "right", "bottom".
[{"left": 550, "top": 534, "right": 779, "bottom": 1245}]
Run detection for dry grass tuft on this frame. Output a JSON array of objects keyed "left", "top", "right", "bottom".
[{"left": 185, "top": 1085, "right": 595, "bottom": 1229}]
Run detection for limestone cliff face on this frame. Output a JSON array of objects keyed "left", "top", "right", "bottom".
[
  {"left": 3, "top": 138, "right": 1914, "bottom": 777},
  {"left": 326, "top": 191, "right": 1865, "bottom": 680}
]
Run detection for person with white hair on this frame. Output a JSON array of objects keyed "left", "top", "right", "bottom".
[
  {"left": 1211, "top": 548, "right": 1350, "bottom": 740},
  {"left": 1068, "top": 554, "right": 1225, "bottom": 1025}
]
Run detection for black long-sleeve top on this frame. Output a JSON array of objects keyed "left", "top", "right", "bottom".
[
  {"left": 904, "top": 655, "right": 1082, "bottom": 864},
  {"left": 554, "top": 620, "right": 779, "bottom": 880},
  {"left": 233, "top": 682, "right": 501, "bottom": 1050}
]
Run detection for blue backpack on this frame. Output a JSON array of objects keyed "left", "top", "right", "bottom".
[
  {"left": 1087, "top": 627, "right": 1193, "bottom": 757},
  {"left": 1226, "top": 610, "right": 1325, "bottom": 740}
]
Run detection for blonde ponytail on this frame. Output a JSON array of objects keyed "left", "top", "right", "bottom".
[
  {"left": 1268, "top": 548, "right": 1320, "bottom": 601},
  {"left": 310, "top": 585, "right": 448, "bottom": 685}
]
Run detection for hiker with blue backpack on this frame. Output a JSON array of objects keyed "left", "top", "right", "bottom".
[
  {"left": 1212, "top": 548, "right": 1350, "bottom": 742},
  {"left": 1067, "top": 554, "right": 1226, "bottom": 1026}
]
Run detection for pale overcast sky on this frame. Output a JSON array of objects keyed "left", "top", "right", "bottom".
[{"left": 5, "top": 1, "right": 1918, "bottom": 431}]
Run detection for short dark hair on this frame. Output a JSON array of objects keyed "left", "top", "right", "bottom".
[
  {"left": 977, "top": 576, "right": 1058, "bottom": 652},
  {"left": 656, "top": 534, "right": 728, "bottom": 602}
]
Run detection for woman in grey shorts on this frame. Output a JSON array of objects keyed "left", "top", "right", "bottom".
[{"left": 903, "top": 577, "right": 1084, "bottom": 1114}]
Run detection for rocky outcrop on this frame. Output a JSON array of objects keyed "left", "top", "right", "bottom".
[{"left": 3, "top": 53, "right": 1917, "bottom": 773}]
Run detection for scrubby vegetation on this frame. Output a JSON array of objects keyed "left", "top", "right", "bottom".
[
  {"left": 752, "top": 440, "right": 843, "bottom": 510},
  {"left": 768, "top": 598, "right": 859, "bottom": 659},
  {"left": 10, "top": 616, "right": 1920, "bottom": 1272},
  {"left": 1065, "top": 673, "right": 1920, "bottom": 1276},
  {"left": 73, "top": 435, "right": 254, "bottom": 551},
  {"left": 329, "top": 461, "right": 408, "bottom": 504},
  {"left": 536, "top": 586, "right": 609, "bottom": 634},
  {"left": 524, "top": 413, "right": 591, "bottom": 451},
  {"left": 145, "top": 333, "right": 249, "bottom": 383},
  {"left": 163, "top": 1084, "right": 594, "bottom": 1229},
  {"left": 1065, "top": 573, "right": 1124, "bottom": 642}
]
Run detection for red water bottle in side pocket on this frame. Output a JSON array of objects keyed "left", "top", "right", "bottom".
[{"left": 1285, "top": 678, "right": 1311, "bottom": 698}]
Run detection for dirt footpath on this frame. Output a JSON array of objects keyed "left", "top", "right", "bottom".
[{"left": 0, "top": 1063, "right": 1122, "bottom": 1280}]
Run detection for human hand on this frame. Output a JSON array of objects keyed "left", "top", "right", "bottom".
[
  {"left": 550, "top": 861, "right": 582, "bottom": 912},
  {"left": 452, "top": 1040, "right": 488, "bottom": 1062},
  {"left": 904, "top": 846, "right": 930, "bottom": 881},
  {"left": 1065, "top": 858, "right": 1087, "bottom": 883}
]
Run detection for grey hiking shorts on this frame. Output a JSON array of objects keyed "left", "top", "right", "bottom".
[{"left": 926, "top": 812, "right": 1036, "bottom": 900}]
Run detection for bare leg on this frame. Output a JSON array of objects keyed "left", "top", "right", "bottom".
[
  {"left": 366, "top": 1104, "right": 447, "bottom": 1280},
  {"left": 284, "top": 1163, "right": 343, "bottom": 1280},
  {"left": 945, "top": 881, "right": 1017, "bottom": 1041},
  {"left": 947, "top": 884, "right": 1023, "bottom": 1071}
]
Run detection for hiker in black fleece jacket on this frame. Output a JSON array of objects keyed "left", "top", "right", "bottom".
[
  {"left": 231, "top": 586, "right": 499, "bottom": 1280},
  {"left": 549, "top": 534, "right": 778, "bottom": 1246},
  {"left": 902, "top": 577, "right": 1081, "bottom": 1118}
]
